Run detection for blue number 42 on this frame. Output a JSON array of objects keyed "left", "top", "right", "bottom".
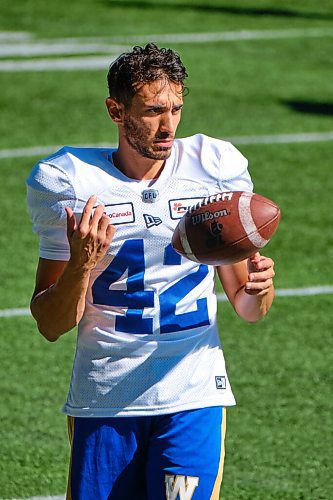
[{"left": 92, "top": 239, "right": 210, "bottom": 335}]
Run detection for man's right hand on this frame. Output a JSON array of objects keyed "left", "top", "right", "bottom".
[
  {"left": 30, "top": 196, "right": 116, "bottom": 341},
  {"left": 65, "top": 195, "right": 116, "bottom": 272}
]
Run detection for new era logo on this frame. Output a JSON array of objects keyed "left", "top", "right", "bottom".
[
  {"left": 215, "top": 376, "right": 226, "bottom": 389},
  {"left": 144, "top": 214, "right": 162, "bottom": 228}
]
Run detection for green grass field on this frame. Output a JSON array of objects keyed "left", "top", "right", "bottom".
[{"left": 1, "top": 0, "right": 333, "bottom": 498}]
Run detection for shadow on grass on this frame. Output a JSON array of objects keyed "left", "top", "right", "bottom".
[
  {"left": 103, "top": 0, "right": 333, "bottom": 20},
  {"left": 282, "top": 100, "right": 333, "bottom": 116}
]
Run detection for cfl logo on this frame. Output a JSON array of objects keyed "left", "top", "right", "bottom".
[
  {"left": 142, "top": 189, "right": 159, "bottom": 203},
  {"left": 165, "top": 474, "right": 199, "bottom": 499}
]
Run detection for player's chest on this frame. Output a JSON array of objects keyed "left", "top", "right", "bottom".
[{"left": 95, "top": 180, "right": 213, "bottom": 238}]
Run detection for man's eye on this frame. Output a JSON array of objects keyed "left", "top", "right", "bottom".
[{"left": 173, "top": 106, "right": 183, "bottom": 114}]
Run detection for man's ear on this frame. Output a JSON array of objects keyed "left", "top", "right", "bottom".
[{"left": 105, "top": 97, "right": 125, "bottom": 123}]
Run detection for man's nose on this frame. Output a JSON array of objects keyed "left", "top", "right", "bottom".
[{"left": 159, "top": 112, "right": 174, "bottom": 133}]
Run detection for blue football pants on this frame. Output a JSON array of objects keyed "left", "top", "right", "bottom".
[{"left": 67, "top": 406, "right": 226, "bottom": 500}]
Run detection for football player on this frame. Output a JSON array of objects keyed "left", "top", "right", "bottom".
[{"left": 27, "top": 43, "right": 275, "bottom": 499}]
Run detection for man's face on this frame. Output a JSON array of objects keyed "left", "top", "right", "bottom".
[{"left": 122, "top": 79, "right": 183, "bottom": 160}]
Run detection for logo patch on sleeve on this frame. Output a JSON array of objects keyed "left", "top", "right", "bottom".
[
  {"left": 103, "top": 202, "right": 135, "bottom": 225},
  {"left": 215, "top": 376, "right": 226, "bottom": 389}
]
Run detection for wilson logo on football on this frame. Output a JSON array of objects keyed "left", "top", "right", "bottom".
[{"left": 190, "top": 209, "right": 229, "bottom": 225}]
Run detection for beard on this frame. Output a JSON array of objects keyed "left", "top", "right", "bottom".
[{"left": 123, "top": 113, "right": 173, "bottom": 160}]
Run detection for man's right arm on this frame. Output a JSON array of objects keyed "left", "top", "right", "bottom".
[
  {"left": 30, "top": 195, "right": 115, "bottom": 342},
  {"left": 30, "top": 258, "right": 93, "bottom": 342}
]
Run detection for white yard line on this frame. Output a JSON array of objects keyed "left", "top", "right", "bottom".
[
  {"left": 0, "top": 131, "right": 332, "bottom": 161},
  {"left": 1, "top": 27, "right": 333, "bottom": 72},
  {"left": 0, "top": 55, "right": 118, "bottom": 72},
  {"left": 0, "top": 42, "right": 129, "bottom": 57},
  {"left": 0, "top": 308, "right": 31, "bottom": 318},
  {"left": 1, "top": 27, "right": 333, "bottom": 56},
  {"left": 110, "top": 27, "right": 333, "bottom": 44},
  {"left": 12, "top": 496, "right": 65, "bottom": 500},
  {"left": 0, "top": 143, "right": 117, "bottom": 160},
  {"left": 218, "top": 285, "right": 333, "bottom": 302},
  {"left": 1, "top": 286, "right": 333, "bottom": 318},
  {"left": 227, "top": 131, "right": 333, "bottom": 145},
  {"left": 0, "top": 31, "right": 32, "bottom": 42}
]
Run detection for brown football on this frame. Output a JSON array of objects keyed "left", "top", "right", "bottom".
[{"left": 171, "top": 191, "right": 281, "bottom": 265}]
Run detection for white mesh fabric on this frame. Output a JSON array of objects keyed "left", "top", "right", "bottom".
[
  {"left": 26, "top": 135, "right": 253, "bottom": 416},
  {"left": 26, "top": 160, "right": 76, "bottom": 259}
]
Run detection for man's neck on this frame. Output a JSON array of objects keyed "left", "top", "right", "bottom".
[{"left": 112, "top": 146, "right": 166, "bottom": 181}]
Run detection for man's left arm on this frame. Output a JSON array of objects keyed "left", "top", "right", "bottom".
[{"left": 217, "top": 252, "right": 275, "bottom": 323}]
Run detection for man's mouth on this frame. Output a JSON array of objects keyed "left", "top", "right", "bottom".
[{"left": 153, "top": 138, "right": 174, "bottom": 148}]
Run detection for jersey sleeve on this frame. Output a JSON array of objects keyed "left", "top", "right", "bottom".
[
  {"left": 26, "top": 161, "right": 77, "bottom": 260},
  {"left": 218, "top": 141, "right": 253, "bottom": 193},
  {"left": 186, "top": 134, "right": 253, "bottom": 193}
]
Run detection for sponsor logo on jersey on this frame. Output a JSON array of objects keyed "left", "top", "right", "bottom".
[
  {"left": 215, "top": 375, "right": 226, "bottom": 389},
  {"left": 103, "top": 202, "right": 135, "bottom": 225},
  {"left": 142, "top": 189, "right": 159, "bottom": 203},
  {"left": 168, "top": 197, "right": 203, "bottom": 220},
  {"left": 144, "top": 213, "right": 162, "bottom": 228},
  {"left": 165, "top": 474, "right": 199, "bottom": 500}
]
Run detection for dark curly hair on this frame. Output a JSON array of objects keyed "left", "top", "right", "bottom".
[{"left": 107, "top": 43, "right": 188, "bottom": 106}]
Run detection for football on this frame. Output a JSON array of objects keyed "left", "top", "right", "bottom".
[{"left": 171, "top": 191, "right": 281, "bottom": 265}]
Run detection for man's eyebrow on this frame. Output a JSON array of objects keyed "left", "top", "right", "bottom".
[
  {"left": 144, "top": 103, "right": 166, "bottom": 109},
  {"left": 144, "top": 103, "right": 183, "bottom": 110}
]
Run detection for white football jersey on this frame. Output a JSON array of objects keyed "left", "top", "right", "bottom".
[{"left": 26, "top": 134, "right": 253, "bottom": 417}]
